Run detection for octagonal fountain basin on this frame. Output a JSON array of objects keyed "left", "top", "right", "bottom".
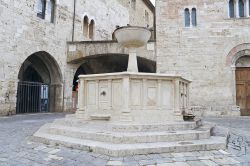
[{"left": 114, "top": 26, "right": 151, "bottom": 48}]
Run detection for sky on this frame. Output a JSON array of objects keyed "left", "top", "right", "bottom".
[{"left": 150, "top": 0, "right": 155, "bottom": 5}]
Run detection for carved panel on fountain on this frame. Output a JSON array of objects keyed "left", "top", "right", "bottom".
[{"left": 77, "top": 73, "right": 191, "bottom": 123}]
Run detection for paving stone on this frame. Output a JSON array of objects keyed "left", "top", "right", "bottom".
[
  {"left": 201, "top": 160, "right": 218, "bottom": 166},
  {"left": 133, "top": 155, "right": 150, "bottom": 161},
  {"left": 156, "top": 158, "right": 173, "bottom": 164},
  {"left": 185, "top": 156, "right": 198, "bottom": 161},
  {"left": 139, "top": 159, "right": 157, "bottom": 165},
  {"left": 0, "top": 157, "right": 8, "bottom": 162},
  {"left": 187, "top": 160, "right": 207, "bottom": 166},
  {"left": 212, "top": 157, "right": 241, "bottom": 165},
  {"left": 106, "top": 160, "right": 123, "bottom": 166}
]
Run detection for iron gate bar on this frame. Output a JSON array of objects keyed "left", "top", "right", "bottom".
[{"left": 16, "top": 81, "right": 50, "bottom": 114}]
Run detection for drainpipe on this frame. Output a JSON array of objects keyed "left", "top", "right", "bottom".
[{"left": 72, "top": 0, "right": 76, "bottom": 41}]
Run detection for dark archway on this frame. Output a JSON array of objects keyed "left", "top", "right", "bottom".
[
  {"left": 17, "top": 51, "right": 63, "bottom": 114},
  {"left": 71, "top": 54, "right": 156, "bottom": 110}
]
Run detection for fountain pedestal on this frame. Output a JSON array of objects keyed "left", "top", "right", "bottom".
[{"left": 33, "top": 26, "right": 226, "bottom": 157}]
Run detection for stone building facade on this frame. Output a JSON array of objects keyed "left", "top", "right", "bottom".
[
  {"left": 156, "top": 0, "right": 250, "bottom": 116},
  {"left": 0, "top": 0, "right": 154, "bottom": 116}
]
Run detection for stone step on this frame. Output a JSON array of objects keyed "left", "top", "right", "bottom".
[
  {"left": 52, "top": 119, "right": 202, "bottom": 132},
  {"left": 44, "top": 124, "right": 211, "bottom": 143},
  {"left": 32, "top": 131, "right": 226, "bottom": 157}
]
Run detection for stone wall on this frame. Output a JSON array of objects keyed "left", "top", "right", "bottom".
[
  {"left": 0, "top": 0, "right": 154, "bottom": 115},
  {"left": 156, "top": 0, "right": 250, "bottom": 116}
]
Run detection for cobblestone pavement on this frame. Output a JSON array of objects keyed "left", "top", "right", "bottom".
[
  {"left": 0, "top": 113, "right": 246, "bottom": 166},
  {"left": 205, "top": 117, "right": 250, "bottom": 166}
]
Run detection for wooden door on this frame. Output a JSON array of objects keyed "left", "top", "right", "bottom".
[{"left": 236, "top": 68, "right": 250, "bottom": 116}]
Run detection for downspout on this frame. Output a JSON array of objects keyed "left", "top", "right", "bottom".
[{"left": 72, "top": 0, "right": 76, "bottom": 41}]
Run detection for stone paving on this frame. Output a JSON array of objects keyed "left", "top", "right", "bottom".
[{"left": 0, "top": 113, "right": 248, "bottom": 166}]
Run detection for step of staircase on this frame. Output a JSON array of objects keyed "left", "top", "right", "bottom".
[
  {"left": 32, "top": 131, "right": 226, "bottom": 157},
  {"left": 43, "top": 124, "right": 211, "bottom": 144},
  {"left": 52, "top": 118, "right": 202, "bottom": 132}
]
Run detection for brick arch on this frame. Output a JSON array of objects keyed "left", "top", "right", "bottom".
[{"left": 226, "top": 43, "right": 250, "bottom": 66}]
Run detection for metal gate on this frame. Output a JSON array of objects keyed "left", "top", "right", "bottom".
[{"left": 16, "top": 81, "right": 50, "bottom": 114}]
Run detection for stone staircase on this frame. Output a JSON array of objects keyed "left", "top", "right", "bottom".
[{"left": 32, "top": 116, "right": 226, "bottom": 157}]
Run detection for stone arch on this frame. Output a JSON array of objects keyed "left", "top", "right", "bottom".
[
  {"left": 226, "top": 43, "right": 250, "bottom": 66},
  {"left": 17, "top": 51, "right": 63, "bottom": 113}
]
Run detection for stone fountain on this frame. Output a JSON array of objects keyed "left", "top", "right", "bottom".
[{"left": 33, "top": 26, "right": 226, "bottom": 157}]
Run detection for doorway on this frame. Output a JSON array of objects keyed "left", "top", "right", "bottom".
[
  {"left": 236, "top": 67, "right": 250, "bottom": 116},
  {"left": 16, "top": 51, "right": 63, "bottom": 114}
]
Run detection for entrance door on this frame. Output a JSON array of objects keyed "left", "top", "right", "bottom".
[
  {"left": 236, "top": 68, "right": 250, "bottom": 116},
  {"left": 16, "top": 81, "right": 50, "bottom": 114}
]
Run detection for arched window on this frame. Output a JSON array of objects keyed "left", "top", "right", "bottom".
[
  {"left": 131, "top": 0, "right": 136, "bottom": 10},
  {"left": 83, "top": 16, "right": 89, "bottom": 38},
  {"left": 48, "top": 0, "right": 55, "bottom": 23},
  {"left": 184, "top": 8, "right": 190, "bottom": 27},
  {"left": 191, "top": 8, "right": 197, "bottom": 26},
  {"left": 239, "top": 0, "right": 245, "bottom": 17},
  {"left": 37, "top": 0, "right": 46, "bottom": 19},
  {"left": 89, "top": 20, "right": 95, "bottom": 40},
  {"left": 229, "top": 0, "right": 235, "bottom": 18}
]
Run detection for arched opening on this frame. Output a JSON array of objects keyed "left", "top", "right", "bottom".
[
  {"left": 37, "top": 0, "right": 46, "bottom": 19},
  {"left": 184, "top": 8, "right": 190, "bottom": 27},
  {"left": 239, "top": 0, "right": 245, "bottom": 17},
  {"left": 71, "top": 54, "right": 156, "bottom": 110},
  {"left": 48, "top": 0, "right": 55, "bottom": 23},
  {"left": 83, "top": 16, "right": 89, "bottom": 38},
  {"left": 89, "top": 20, "right": 95, "bottom": 40},
  {"left": 191, "top": 8, "right": 197, "bottom": 26},
  {"left": 17, "top": 51, "right": 63, "bottom": 114},
  {"left": 229, "top": 0, "right": 235, "bottom": 18}
]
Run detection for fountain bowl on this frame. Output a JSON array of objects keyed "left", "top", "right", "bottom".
[{"left": 114, "top": 26, "right": 151, "bottom": 48}]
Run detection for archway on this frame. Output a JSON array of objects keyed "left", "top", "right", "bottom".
[
  {"left": 71, "top": 54, "right": 156, "bottom": 110},
  {"left": 17, "top": 51, "right": 63, "bottom": 114}
]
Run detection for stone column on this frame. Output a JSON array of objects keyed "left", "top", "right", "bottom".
[
  {"left": 174, "top": 79, "right": 182, "bottom": 121},
  {"left": 236, "top": 0, "right": 239, "bottom": 18},
  {"left": 76, "top": 78, "right": 85, "bottom": 118},
  {"left": 120, "top": 76, "right": 132, "bottom": 122},
  {"left": 127, "top": 48, "right": 138, "bottom": 72}
]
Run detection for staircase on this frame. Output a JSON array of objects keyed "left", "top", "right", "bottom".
[{"left": 32, "top": 116, "right": 226, "bottom": 157}]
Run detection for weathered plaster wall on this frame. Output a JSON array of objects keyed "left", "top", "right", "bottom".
[{"left": 156, "top": 0, "right": 250, "bottom": 116}]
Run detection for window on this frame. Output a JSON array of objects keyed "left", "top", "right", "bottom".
[
  {"left": 83, "top": 16, "right": 89, "bottom": 38},
  {"left": 239, "top": 0, "right": 245, "bottom": 17},
  {"left": 229, "top": 0, "right": 235, "bottom": 18},
  {"left": 37, "top": 0, "right": 46, "bottom": 19},
  {"left": 131, "top": 0, "right": 136, "bottom": 10},
  {"left": 249, "top": 0, "right": 250, "bottom": 15},
  {"left": 48, "top": 0, "right": 55, "bottom": 23},
  {"left": 191, "top": 8, "right": 197, "bottom": 26},
  {"left": 184, "top": 8, "right": 190, "bottom": 27},
  {"left": 89, "top": 20, "right": 95, "bottom": 40},
  {"left": 145, "top": 10, "right": 149, "bottom": 25}
]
